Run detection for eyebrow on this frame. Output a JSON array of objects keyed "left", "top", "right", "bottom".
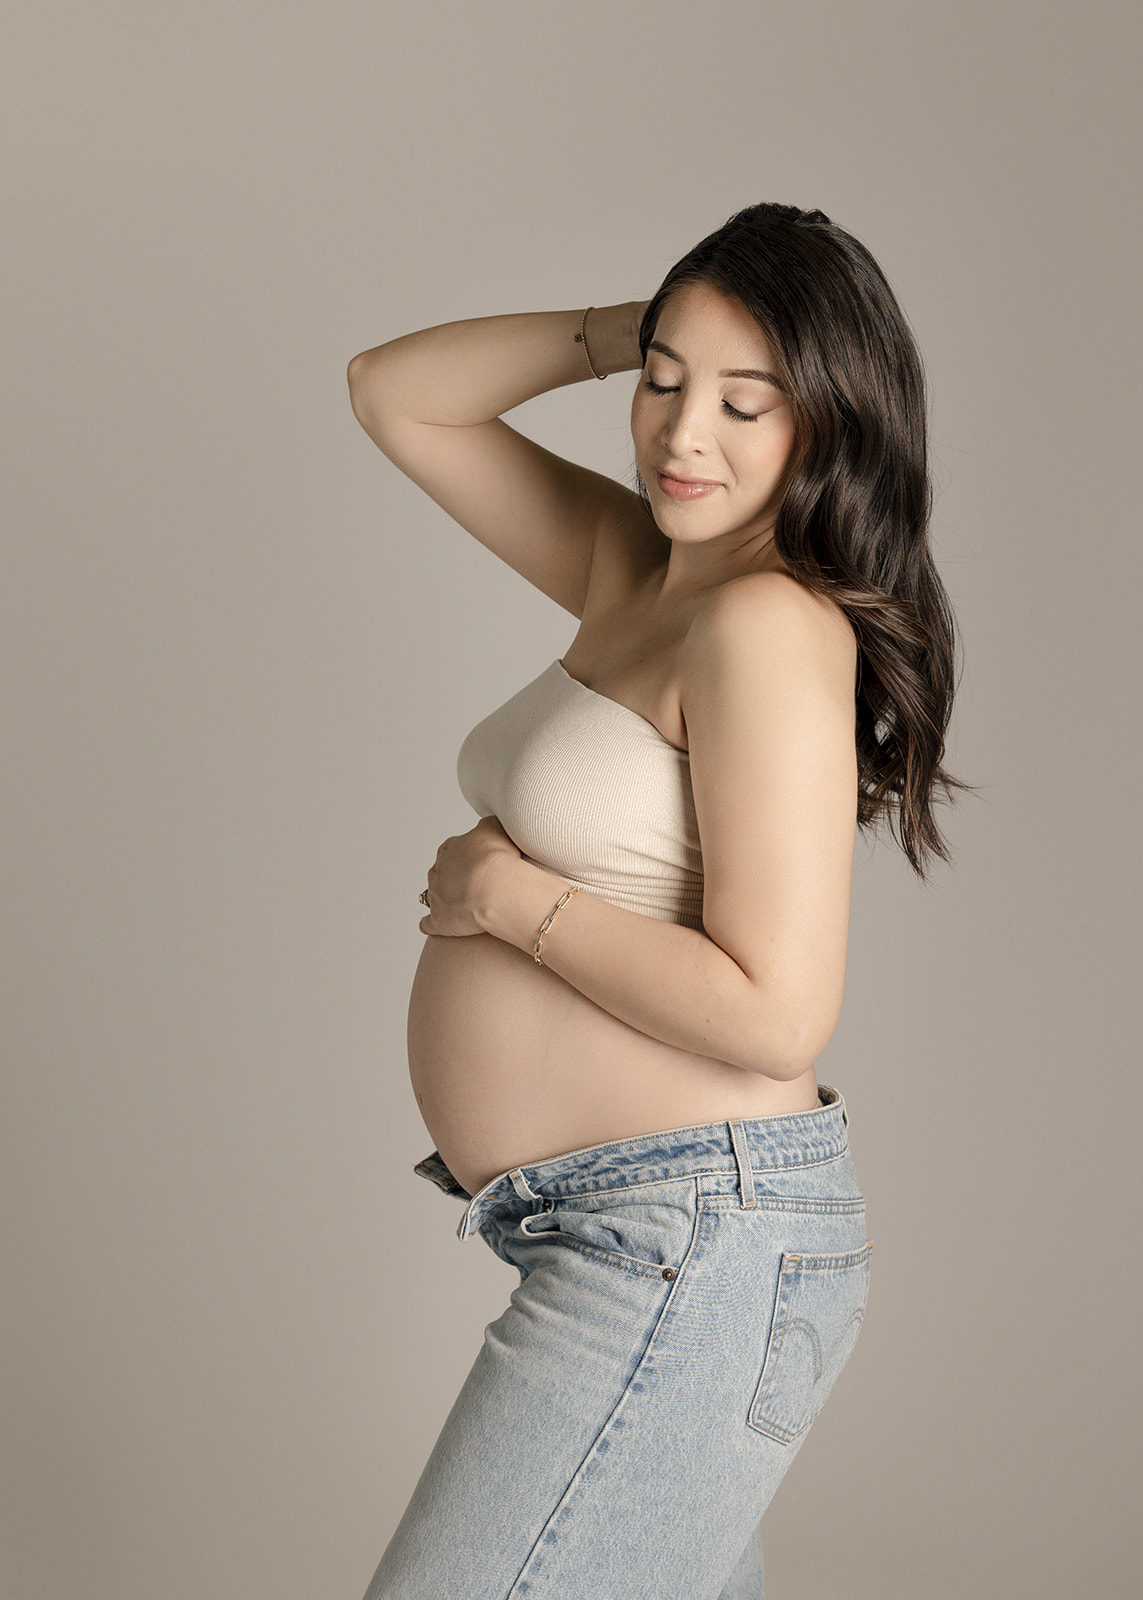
[{"left": 647, "top": 339, "right": 782, "bottom": 388}]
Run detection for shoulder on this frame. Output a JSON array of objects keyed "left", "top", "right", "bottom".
[{"left": 680, "top": 570, "right": 857, "bottom": 713}]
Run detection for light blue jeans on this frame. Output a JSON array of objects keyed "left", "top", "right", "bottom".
[{"left": 364, "top": 1087, "right": 870, "bottom": 1600}]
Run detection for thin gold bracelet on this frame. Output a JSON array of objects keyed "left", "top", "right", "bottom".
[
  {"left": 533, "top": 886, "right": 580, "bottom": 965},
  {"left": 574, "top": 307, "right": 606, "bottom": 380}
]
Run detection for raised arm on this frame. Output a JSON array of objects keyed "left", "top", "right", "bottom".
[{"left": 347, "top": 303, "right": 649, "bottom": 616}]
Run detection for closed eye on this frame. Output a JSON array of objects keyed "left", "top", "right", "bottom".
[{"left": 641, "top": 377, "right": 759, "bottom": 423}]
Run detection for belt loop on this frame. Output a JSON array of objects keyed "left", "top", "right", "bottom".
[
  {"left": 729, "top": 1120, "right": 756, "bottom": 1209},
  {"left": 509, "top": 1167, "right": 539, "bottom": 1201}
]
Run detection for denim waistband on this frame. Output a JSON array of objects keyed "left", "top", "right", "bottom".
[{"left": 414, "top": 1086, "right": 850, "bottom": 1241}]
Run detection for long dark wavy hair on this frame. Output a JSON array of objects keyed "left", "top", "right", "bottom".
[{"left": 638, "top": 202, "right": 970, "bottom": 880}]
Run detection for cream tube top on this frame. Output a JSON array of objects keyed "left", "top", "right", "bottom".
[{"left": 456, "top": 659, "right": 705, "bottom": 929}]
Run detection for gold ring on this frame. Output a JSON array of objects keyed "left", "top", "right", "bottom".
[{"left": 419, "top": 889, "right": 430, "bottom": 906}]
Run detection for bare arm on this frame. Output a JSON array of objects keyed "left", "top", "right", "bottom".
[
  {"left": 347, "top": 303, "right": 647, "bottom": 424},
  {"left": 347, "top": 303, "right": 649, "bottom": 614}
]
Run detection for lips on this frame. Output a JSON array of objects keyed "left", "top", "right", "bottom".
[{"left": 656, "top": 471, "right": 722, "bottom": 501}]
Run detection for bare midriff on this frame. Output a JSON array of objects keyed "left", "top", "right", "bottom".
[{"left": 408, "top": 929, "right": 822, "bottom": 1198}]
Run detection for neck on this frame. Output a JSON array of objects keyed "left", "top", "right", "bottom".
[{"left": 656, "top": 524, "right": 789, "bottom": 601}]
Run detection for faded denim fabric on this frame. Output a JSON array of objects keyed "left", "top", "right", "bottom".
[{"left": 365, "top": 1087, "right": 870, "bottom": 1600}]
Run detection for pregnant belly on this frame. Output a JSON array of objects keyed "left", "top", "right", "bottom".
[{"left": 407, "top": 932, "right": 820, "bottom": 1197}]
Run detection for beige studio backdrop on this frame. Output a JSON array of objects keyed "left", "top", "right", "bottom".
[{"left": 3, "top": 3, "right": 1140, "bottom": 1597}]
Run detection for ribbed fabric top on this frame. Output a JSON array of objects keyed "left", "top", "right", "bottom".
[{"left": 457, "top": 660, "right": 705, "bottom": 929}]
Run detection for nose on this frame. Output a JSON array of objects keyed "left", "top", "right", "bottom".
[{"left": 660, "top": 387, "right": 712, "bottom": 459}]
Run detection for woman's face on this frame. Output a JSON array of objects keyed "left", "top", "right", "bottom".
[{"left": 630, "top": 281, "right": 798, "bottom": 554}]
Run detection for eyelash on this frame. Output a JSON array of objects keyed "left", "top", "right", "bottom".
[{"left": 641, "top": 377, "right": 758, "bottom": 423}]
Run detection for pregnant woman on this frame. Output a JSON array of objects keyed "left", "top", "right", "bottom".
[{"left": 348, "top": 202, "right": 964, "bottom": 1598}]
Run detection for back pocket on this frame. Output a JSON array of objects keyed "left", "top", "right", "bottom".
[{"left": 748, "top": 1241, "right": 872, "bottom": 1444}]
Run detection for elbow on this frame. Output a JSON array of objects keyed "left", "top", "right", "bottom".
[
  {"left": 746, "top": 1045, "right": 818, "bottom": 1083},
  {"left": 346, "top": 351, "right": 377, "bottom": 423},
  {"left": 734, "top": 997, "right": 839, "bottom": 1082},
  {"left": 347, "top": 350, "right": 400, "bottom": 446}
]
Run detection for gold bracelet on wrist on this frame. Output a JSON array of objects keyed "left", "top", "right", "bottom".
[
  {"left": 574, "top": 308, "right": 606, "bottom": 380},
  {"left": 533, "top": 886, "right": 580, "bottom": 965}
]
